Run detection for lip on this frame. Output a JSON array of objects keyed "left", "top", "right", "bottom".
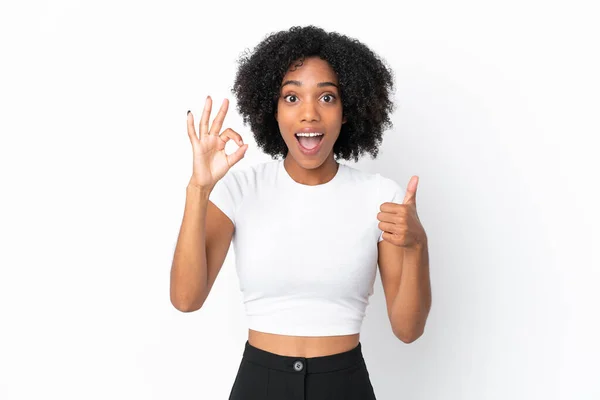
[
  {"left": 295, "top": 133, "right": 325, "bottom": 156},
  {"left": 296, "top": 127, "right": 325, "bottom": 133}
]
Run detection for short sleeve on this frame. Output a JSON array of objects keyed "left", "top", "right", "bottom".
[
  {"left": 377, "top": 174, "right": 406, "bottom": 242},
  {"left": 208, "top": 171, "right": 242, "bottom": 226}
]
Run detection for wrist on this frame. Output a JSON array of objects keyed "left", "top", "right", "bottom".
[
  {"left": 407, "top": 234, "right": 428, "bottom": 252},
  {"left": 186, "top": 182, "right": 212, "bottom": 198}
]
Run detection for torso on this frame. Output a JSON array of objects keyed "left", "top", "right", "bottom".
[
  {"left": 242, "top": 161, "right": 368, "bottom": 357},
  {"left": 248, "top": 329, "right": 360, "bottom": 357}
]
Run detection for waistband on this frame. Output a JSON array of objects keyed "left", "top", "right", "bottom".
[{"left": 241, "top": 340, "right": 365, "bottom": 374}]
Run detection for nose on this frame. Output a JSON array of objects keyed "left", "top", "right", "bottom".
[{"left": 300, "top": 99, "right": 320, "bottom": 123}]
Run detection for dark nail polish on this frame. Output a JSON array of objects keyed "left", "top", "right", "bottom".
[{"left": 187, "top": 110, "right": 191, "bottom": 115}]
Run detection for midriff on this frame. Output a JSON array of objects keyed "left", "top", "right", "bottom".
[{"left": 248, "top": 329, "right": 360, "bottom": 357}]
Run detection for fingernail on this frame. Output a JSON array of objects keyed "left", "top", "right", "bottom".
[{"left": 187, "top": 110, "right": 191, "bottom": 115}]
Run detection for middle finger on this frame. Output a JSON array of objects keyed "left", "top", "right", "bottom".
[
  {"left": 199, "top": 96, "right": 212, "bottom": 136},
  {"left": 209, "top": 98, "right": 229, "bottom": 136}
]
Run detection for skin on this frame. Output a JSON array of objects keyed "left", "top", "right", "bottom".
[
  {"left": 276, "top": 56, "right": 347, "bottom": 186},
  {"left": 247, "top": 56, "right": 358, "bottom": 357}
]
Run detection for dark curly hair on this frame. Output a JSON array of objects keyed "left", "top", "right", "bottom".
[{"left": 230, "top": 25, "right": 396, "bottom": 162}]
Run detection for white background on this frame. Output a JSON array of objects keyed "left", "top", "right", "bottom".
[{"left": 1, "top": 0, "right": 598, "bottom": 399}]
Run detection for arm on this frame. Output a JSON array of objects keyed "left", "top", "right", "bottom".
[
  {"left": 169, "top": 183, "right": 211, "bottom": 312},
  {"left": 390, "top": 238, "right": 431, "bottom": 343},
  {"left": 377, "top": 175, "right": 431, "bottom": 343}
]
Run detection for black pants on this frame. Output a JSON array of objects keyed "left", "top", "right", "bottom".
[{"left": 228, "top": 340, "right": 377, "bottom": 400}]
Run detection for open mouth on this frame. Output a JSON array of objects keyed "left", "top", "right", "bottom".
[{"left": 294, "top": 133, "right": 324, "bottom": 150}]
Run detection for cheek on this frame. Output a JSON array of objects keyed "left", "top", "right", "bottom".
[{"left": 275, "top": 107, "right": 294, "bottom": 127}]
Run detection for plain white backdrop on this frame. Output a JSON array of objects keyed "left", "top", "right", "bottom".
[{"left": 1, "top": 0, "right": 598, "bottom": 399}]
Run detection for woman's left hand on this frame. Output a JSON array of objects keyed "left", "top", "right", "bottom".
[{"left": 377, "top": 176, "right": 427, "bottom": 248}]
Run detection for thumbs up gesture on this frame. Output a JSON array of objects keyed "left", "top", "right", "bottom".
[{"left": 377, "top": 176, "right": 427, "bottom": 248}]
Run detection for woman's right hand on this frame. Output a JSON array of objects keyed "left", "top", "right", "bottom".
[{"left": 186, "top": 96, "right": 248, "bottom": 190}]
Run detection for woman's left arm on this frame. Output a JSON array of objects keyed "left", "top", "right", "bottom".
[
  {"left": 377, "top": 175, "right": 432, "bottom": 343},
  {"left": 389, "top": 240, "right": 431, "bottom": 343}
]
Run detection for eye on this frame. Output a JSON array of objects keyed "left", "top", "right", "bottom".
[{"left": 282, "top": 93, "right": 337, "bottom": 103}]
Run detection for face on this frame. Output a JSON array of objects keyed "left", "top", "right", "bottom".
[{"left": 275, "top": 56, "right": 346, "bottom": 168}]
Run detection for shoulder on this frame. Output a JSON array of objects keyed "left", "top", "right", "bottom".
[
  {"left": 226, "top": 159, "right": 277, "bottom": 182},
  {"left": 341, "top": 164, "right": 402, "bottom": 194},
  {"left": 218, "top": 160, "right": 278, "bottom": 191},
  {"left": 376, "top": 173, "right": 406, "bottom": 204},
  {"left": 209, "top": 161, "right": 277, "bottom": 225},
  {"left": 377, "top": 173, "right": 403, "bottom": 193},
  {"left": 340, "top": 163, "right": 379, "bottom": 186}
]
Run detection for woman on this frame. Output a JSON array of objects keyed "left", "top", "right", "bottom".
[{"left": 170, "top": 25, "right": 432, "bottom": 400}]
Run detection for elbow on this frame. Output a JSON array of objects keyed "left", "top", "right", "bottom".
[
  {"left": 392, "top": 303, "right": 431, "bottom": 344},
  {"left": 393, "top": 326, "right": 424, "bottom": 344},
  {"left": 172, "top": 302, "right": 201, "bottom": 313},
  {"left": 170, "top": 294, "right": 204, "bottom": 313},
  {"left": 397, "top": 332, "right": 421, "bottom": 344},
  {"left": 170, "top": 281, "right": 207, "bottom": 312}
]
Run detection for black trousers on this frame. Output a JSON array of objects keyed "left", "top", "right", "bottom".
[{"left": 228, "top": 340, "right": 377, "bottom": 400}]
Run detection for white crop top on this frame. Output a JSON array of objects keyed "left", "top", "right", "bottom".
[{"left": 208, "top": 159, "right": 405, "bottom": 336}]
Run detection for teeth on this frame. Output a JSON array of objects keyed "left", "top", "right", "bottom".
[{"left": 296, "top": 132, "right": 324, "bottom": 137}]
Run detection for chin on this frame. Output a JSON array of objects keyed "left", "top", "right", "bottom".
[{"left": 293, "top": 151, "right": 332, "bottom": 168}]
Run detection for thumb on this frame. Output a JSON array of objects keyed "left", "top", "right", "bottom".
[{"left": 402, "top": 176, "right": 419, "bottom": 205}]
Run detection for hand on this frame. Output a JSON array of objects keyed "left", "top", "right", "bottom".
[
  {"left": 186, "top": 96, "right": 248, "bottom": 190},
  {"left": 377, "top": 176, "right": 427, "bottom": 248}
]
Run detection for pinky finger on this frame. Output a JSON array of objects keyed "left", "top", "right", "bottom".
[{"left": 187, "top": 110, "right": 198, "bottom": 142}]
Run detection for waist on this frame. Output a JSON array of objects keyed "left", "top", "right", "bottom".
[
  {"left": 248, "top": 329, "right": 360, "bottom": 358},
  {"left": 243, "top": 335, "right": 364, "bottom": 373},
  {"left": 245, "top": 304, "right": 365, "bottom": 337}
]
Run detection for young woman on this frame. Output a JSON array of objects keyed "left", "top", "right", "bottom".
[{"left": 170, "top": 25, "right": 432, "bottom": 400}]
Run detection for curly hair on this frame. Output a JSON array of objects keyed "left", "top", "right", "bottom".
[{"left": 230, "top": 25, "right": 396, "bottom": 162}]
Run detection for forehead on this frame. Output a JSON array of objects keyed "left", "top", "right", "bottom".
[{"left": 282, "top": 57, "right": 338, "bottom": 83}]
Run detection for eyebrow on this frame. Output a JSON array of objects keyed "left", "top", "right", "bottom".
[{"left": 281, "top": 80, "right": 339, "bottom": 89}]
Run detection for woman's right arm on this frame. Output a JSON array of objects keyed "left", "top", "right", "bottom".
[
  {"left": 169, "top": 96, "right": 247, "bottom": 312},
  {"left": 170, "top": 183, "right": 212, "bottom": 312}
]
